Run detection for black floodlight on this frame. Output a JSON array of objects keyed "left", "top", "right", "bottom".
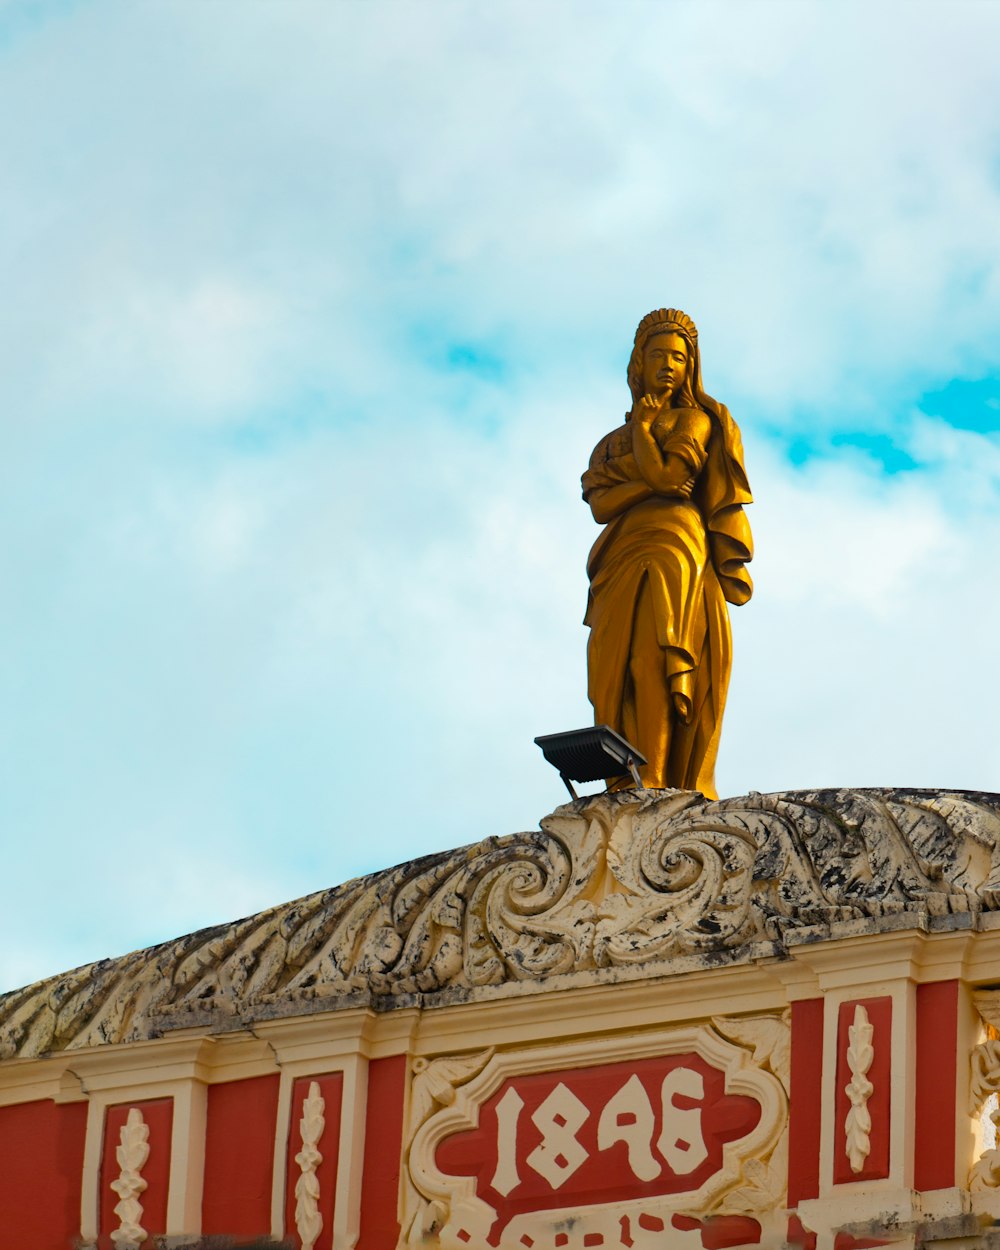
[{"left": 534, "top": 725, "right": 646, "bottom": 799}]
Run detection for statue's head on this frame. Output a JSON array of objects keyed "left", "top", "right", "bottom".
[{"left": 627, "top": 308, "right": 699, "bottom": 406}]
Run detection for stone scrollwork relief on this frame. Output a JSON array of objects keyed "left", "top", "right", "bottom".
[
  {"left": 402, "top": 1048, "right": 496, "bottom": 1241},
  {"left": 844, "top": 1005, "right": 875, "bottom": 1174},
  {"left": 401, "top": 1015, "right": 789, "bottom": 1249},
  {"left": 704, "top": 1013, "right": 790, "bottom": 1227},
  {"left": 4, "top": 787, "right": 1000, "bottom": 1057},
  {"left": 109, "top": 1107, "right": 150, "bottom": 1248},
  {"left": 710, "top": 1012, "right": 791, "bottom": 1095}
]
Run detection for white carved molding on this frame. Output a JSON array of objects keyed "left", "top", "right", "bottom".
[
  {"left": 5, "top": 787, "right": 1000, "bottom": 1058},
  {"left": 974, "top": 991, "right": 1000, "bottom": 1036},
  {"left": 970, "top": 1038, "right": 1000, "bottom": 1118},
  {"left": 294, "top": 1081, "right": 325, "bottom": 1250},
  {"left": 404, "top": 1049, "right": 495, "bottom": 1240},
  {"left": 711, "top": 1011, "right": 791, "bottom": 1095},
  {"left": 708, "top": 1012, "right": 791, "bottom": 1223},
  {"left": 109, "top": 1107, "right": 150, "bottom": 1248},
  {"left": 402, "top": 1018, "right": 788, "bottom": 1248},
  {"left": 844, "top": 1004, "right": 875, "bottom": 1174}
]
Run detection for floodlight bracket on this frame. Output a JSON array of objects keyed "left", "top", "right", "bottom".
[{"left": 534, "top": 725, "right": 646, "bottom": 799}]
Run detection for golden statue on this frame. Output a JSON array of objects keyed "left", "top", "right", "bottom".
[{"left": 582, "top": 309, "right": 753, "bottom": 799}]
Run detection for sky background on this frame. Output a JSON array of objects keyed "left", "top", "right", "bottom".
[{"left": 3, "top": 0, "right": 1000, "bottom": 992}]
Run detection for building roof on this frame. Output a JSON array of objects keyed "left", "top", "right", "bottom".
[{"left": 3, "top": 786, "right": 999, "bottom": 1060}]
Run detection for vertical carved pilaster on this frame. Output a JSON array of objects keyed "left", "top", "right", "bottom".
[
  {"left": 844, "top": 1004, "right": 875, "bottom": 1173},
  {"left": 295, "top": 1080, "right": 326, "bottom": 1250},
  {"left": 110, "top": 1107, "right": 150, "bottom": 1247}
]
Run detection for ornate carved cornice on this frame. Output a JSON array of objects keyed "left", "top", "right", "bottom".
[{"left": 3, "top": 786, "right": 1000, "bottom": 1060}]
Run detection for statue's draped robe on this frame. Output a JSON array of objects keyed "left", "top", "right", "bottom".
[{"left": 582, "top": 403, "right": 753, "bottom": 799}]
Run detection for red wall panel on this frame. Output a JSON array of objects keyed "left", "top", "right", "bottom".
[
  {"left": 99, "top": 1097, "right": 173, "bottom": 1249},
  {"left": 0, "top": 1098, "right": 87, "bottom": 1250},
  {"left": 915, "top": 979, "right": 959, "bottom": 1191},
  {"left": 284, "top": 1072, "right": 344, "bottom": 1249},
  {"left": 356, "top": 1055, "right": 407, "bottom": 1250},
  {"left": 788, "top": 998, "right": 824, "bottom": 1205},
  {"left": 202, "top": 1073, "right": 280, "bottom": 1237}
]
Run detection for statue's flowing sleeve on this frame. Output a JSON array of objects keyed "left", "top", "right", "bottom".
[
  {"left": 581, "top": 431, "right": 630, "bottom": 499},
  {"left": 699, "top": 402, "right": 754, "bottom": 606}
]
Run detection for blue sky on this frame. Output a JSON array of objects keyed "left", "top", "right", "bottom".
[{"left": 3, "top": 0, "right": 1000, "bottom": 991}]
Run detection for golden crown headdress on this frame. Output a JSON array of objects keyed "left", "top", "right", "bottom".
[{"left": 633, "top": 307, "right": 698, "bottom": 350}]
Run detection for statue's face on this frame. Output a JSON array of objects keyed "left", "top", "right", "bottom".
[{"left": 641, "top": 331, "right": 689, "bottom": 400}]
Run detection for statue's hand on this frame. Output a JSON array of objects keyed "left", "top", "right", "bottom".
[
  {"left": 676, "top": 476, "right": 696, "bottom": 499},
  {"left": 658, "top": 453, "right": 696, "bottom": 498},
  {"left": 631, "top": 395, "right": 661, "bottom": 428}
]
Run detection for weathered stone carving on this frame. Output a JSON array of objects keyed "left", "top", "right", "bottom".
[
  {"left": 844, "top": 1004, "right": 875, "bottom": 1173},
  {"left": 970, "top": 1042, "right": 1000, "bottom": 1120},
  {"left": 970, "top": 1115, "right": 1000, "bottom": 1192},
  {"left": 3, "top": 786, "right": 1000, "bottom": 1059}
]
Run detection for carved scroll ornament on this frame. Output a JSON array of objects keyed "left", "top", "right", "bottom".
[{"left": 3, "top": 787, "right": 1000, "bottom": 1058}]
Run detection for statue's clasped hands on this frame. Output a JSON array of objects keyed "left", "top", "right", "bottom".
[{"left": 671, "top": 472, "right": 696, "bottom": 500}]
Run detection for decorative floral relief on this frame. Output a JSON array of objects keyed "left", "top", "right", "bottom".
[
  {"left": 844, "top": 1004, "right": 875, "bottom": 1173},
  {"left": 109, "top": 1107, "right": 150, "bottom": 1248},
  {"left": 294, "top": 1081, "right": 326, "bottom": 1250},
  {"left": 3, "top": 787, "right": 1000, "bottom": 1058}
]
